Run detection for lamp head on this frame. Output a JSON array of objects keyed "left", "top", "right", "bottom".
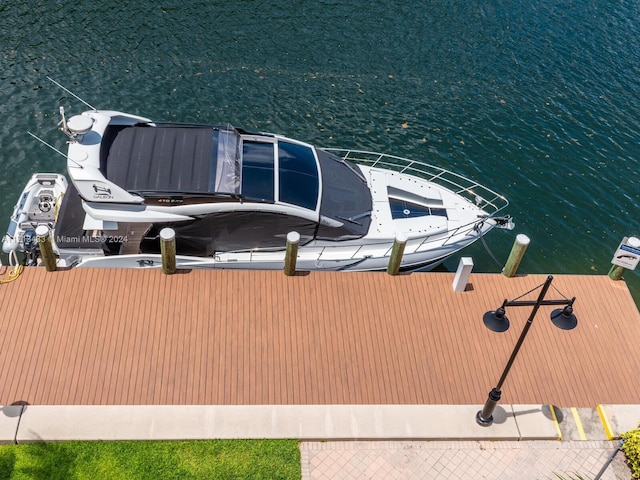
[
  {"left": 482, "top": 306, "right": 510, "bottom": 332},
  {"left": 550, "top": 305, "right": 578, "bottom": 330}
]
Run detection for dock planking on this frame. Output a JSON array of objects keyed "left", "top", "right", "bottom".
[{"left": 0, "top": 267, "right": 638, "bottom": 407}]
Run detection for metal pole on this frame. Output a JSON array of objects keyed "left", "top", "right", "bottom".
[
  {"left": 476, "top": 275, "right": 554, "bottom": 426},
  {"left": 594, "top": 439, "right": 625, "bottom": 480}
]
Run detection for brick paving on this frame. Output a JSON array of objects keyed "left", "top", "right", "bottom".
[{"left": 300, "top": 440, "right": 630, "bottom": 479}]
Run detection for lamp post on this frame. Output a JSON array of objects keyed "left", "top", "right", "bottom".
[{"left": 476, "top": 275, "right": 578, "bottom": 426}]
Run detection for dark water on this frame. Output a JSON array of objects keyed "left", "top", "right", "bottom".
[{"left": 2, "top": 1, "right": 640, "bottom": 302}]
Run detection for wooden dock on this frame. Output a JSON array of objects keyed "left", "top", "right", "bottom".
[{"left": 0, "top": 268, "right": 638, "bottom": 407}]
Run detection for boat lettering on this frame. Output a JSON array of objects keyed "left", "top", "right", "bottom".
[{"left": 92, "top": 184, "right": 114, "bottom": 200}]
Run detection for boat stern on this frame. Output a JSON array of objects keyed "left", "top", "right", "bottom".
[{"left": 2, "top": 173, "right": 68, "bottom": 255}]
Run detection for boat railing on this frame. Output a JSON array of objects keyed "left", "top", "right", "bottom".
[{"left": 323, "top": 149, "right": 509, "bottom": 215}]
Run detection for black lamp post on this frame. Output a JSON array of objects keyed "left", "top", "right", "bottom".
[{"left": 476, "top": 275, "right": 578, "bottom": 426}]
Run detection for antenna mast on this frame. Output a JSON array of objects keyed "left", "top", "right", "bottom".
[
  {"left": 27, "top": 131, "right": 84, "bottom": 169},
  {"left": 47, "top": 76, "right": 97, "bottom": 111}
]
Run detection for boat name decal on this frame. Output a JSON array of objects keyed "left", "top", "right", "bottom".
[{"left": 92, "top": 184, "right": 114, "bottom": 200}]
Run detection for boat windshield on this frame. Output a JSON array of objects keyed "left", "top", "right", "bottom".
[
  {"left": 239, "top": 139, "right": 320, "bottom": 210},
  {"left": 278, "top": 141, "right": 319, "bottom": 210},
  {"left": 214, "top": 129, "right": 240, "bottom": 194}
]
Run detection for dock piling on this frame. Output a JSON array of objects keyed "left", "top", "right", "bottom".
[
  {"left": 608, "top": 265, "right": 625, "bottom": 280},
  {"left": 387, "top": 234, "right": 407, "bottom": 275},
  {"left": 608, "top": 236, "right": 640, "bottom": 280},
  {"left": 452, "top": 257, "right": 474, "bottom": 292},
  {"left": 284, "top": 231, "right": 300, "bottom": 276},
  {"left": 503, "top": 234, "right": 530, "bottom": 277},
  {"left": 35, "top": 225, "right": 56, "bottom": 272},
  {"left": 160, "top": 228, "right": 176, "bottom": 274}
]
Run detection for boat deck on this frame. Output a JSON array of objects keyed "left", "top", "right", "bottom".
[{"left": 0, "top": 268, "right": 638, "bottom": 407}]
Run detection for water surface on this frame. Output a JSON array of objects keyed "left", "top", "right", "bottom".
[{"left": 2, "top": 1, "right": 639, "bottom": 301}]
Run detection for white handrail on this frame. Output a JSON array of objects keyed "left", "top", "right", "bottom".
[{"left": 324, "top": 149, "right": 509, "bottom": 215}]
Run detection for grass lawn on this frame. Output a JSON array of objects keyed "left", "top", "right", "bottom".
[{"left": 0, "top": 439, "right": 301, "bottom": 480}]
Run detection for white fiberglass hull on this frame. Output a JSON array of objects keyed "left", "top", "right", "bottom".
[
  {"left": 72, "top": 222, "right": 493, "bottom": 271},
  {"left": 6, "top": 107, "right": 510, "bottom": 271}
]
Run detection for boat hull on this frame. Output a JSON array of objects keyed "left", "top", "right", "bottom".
[
  {"left": 7, "top": 109, "right": 510, "bottom": 271},
  {"left": 70, "top": 228, "right": 490, "bottom": 272}
]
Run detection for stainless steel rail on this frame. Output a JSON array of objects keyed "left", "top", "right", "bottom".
[{"left": 324, "top": 149, "right": 509, "bottom": 215}]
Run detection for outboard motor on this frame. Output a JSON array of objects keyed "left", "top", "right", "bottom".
[
  {"left": 22, "top": 229, "right": 37, "bottom": 252},
  {"left": 22, "top": 229, "right": 39, "bottom": 266}
]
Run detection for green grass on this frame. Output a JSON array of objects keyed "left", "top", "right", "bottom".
[{"left": 0, "top": 439, "right": 301, "bottom": 480}]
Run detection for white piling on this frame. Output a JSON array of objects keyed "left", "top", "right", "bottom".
[{"left": 452, "top": 257, "right": 474, "bottom": 292}]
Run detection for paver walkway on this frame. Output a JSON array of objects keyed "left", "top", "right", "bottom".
[{"left": 300, "top": 440, "right": 631, "bottom": 479}]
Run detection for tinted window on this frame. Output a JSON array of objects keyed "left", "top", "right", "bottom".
[
  {"left": 242, "top": 142, "right": 274, "bottom": 201},
  {"left": 140, "top": 211, "right": 317, "bottom": 254},
  {"left": 278, "top": 142, "right": 319, "bottom": 210}
]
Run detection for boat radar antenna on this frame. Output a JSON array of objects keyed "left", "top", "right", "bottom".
[
  {"left": 57, "top": 106, "right": 94, "bottom": 143},
  {"left": 47, "top": 77, "right": 97, "bottom": 142}
]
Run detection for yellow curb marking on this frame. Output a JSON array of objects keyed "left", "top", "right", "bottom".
[
  {"left": 571, "top": 407, "right": 587, "bottom": 441},
  {"left": 549, "top": 405, "right": 562, "bottom": 441},
  {"left": 597, "top": 404, "right": 616, "bottom": 440}
]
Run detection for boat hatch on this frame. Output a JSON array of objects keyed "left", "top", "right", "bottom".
[{"left": 389, "top": 198, "right": 447, "bottom": 219}]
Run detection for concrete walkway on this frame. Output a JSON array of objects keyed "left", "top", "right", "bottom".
[
  {"left": 2, "top": 403, "right": 636, "bottom": 478},
  {"left": 1, "top": 404, "right": 562, "bottom": 443},
  {"left": 300, "top": 440, "right": 629, "bottom": 479}
]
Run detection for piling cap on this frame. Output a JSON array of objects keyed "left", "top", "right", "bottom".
[
  {"left": 160, "top": 228, "right": 175, "bottom": 241},
  {"left": 35, "top": 225, "right": 50, "bottom": 237},
  {"left": 287, "top": 231, "right": 300, "bottom": 243},
  {"left": 395, "top": 232, "right": 408, "bottom": 244},
  {"left": 515, "top": 234, "right": 530, "bottom": 245}
]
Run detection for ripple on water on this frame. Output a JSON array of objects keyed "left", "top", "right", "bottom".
[{"left": 1, "top": 1, "right": 639, "bottom": 301}]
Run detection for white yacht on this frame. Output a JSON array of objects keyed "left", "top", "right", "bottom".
[{"left": 3, "top": 107, "right": 511, "bottom": 271}]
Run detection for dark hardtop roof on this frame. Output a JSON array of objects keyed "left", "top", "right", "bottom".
[
  {"left": 103, "top": 125, "right": 216, "bottom": 193},
  {"left": 99, "top": 125, "right": 372, "bottom": 239}
]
